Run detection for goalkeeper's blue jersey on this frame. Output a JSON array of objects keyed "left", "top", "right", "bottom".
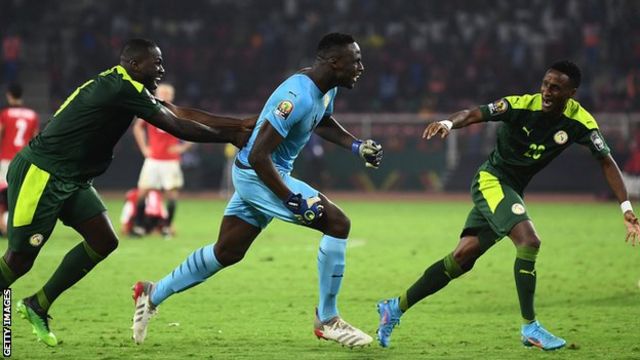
[{"left": 236, "top": 73, "right": 337, "bottom": 173}]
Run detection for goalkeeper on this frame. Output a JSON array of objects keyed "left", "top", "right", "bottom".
[{"left": 131, "top": 33, "right": 382, "bottom": 348}]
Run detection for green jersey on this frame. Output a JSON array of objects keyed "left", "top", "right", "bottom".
[
  {"left": 21, "top": 65, "right": 161, "bottom": 183},
  {"left": 477, "top": 93, "right": 610, "bottom": 192}
]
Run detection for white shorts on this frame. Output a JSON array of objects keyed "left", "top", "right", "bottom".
[
  {"left": 0, "top": 159, "right": 11, "bottom": 184},
  {"left": 137, "top": 158, "right": 184, "bottom": 190}
]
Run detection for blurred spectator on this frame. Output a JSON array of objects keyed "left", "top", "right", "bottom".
[
  {"left": 2, "top": 33, "right": 21, "bottom": 83},
  {"left": 22, "top": 0, "right": 640, "bottom": 114}
]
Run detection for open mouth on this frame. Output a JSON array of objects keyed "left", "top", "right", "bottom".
[{"left": 542, "top": 98, "right": 553, "bottom": 108}]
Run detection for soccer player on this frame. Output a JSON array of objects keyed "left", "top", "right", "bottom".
[
  {"left": 0, "top": 83, "right": 39, "bottom": 235},
  {"left": 0, "top": 38, "right": 255, "bottom": 346},
  {"left": 131, "top": 33, "right": 382, "bottom": 347},
  {"left": 132, "top": 83, "right": 191, "bottom": 237},
  {"left": 0, "top": 83, "right": 39, "bottom": 182},
  {"left": 376, "top": 61, "right": 640, "bottom": 350}
]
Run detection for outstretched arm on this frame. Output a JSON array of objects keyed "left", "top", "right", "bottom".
[
  {"left": 145, "top": 105, "right": 256, "bottom": 147},
  {"left": 422, "top": 107, "right": 485, "bottom": 140},
  {"left": 314, "top": 115, "right": 357, "bottom": 149},
  {"left": 314, "top": 115, "right": 383, "bottom": 168},
  {"left": 599, "top": 154, "right": 640, "bottom": 245},
  {"left": 161, "top": 100, "right": 255, "bottom": 131}
]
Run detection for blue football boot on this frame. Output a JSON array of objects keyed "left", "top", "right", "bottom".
[
  {"left": 376, "top": 298, "right": 402, "bottom": 348},
  {"left": 521, "top": 320, "right": 566, "bottom": 351}
]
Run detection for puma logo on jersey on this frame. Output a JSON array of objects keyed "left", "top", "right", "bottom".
[
  {"left": 522, "top": 127, "right": 532, "bottom": 136},
  {"left": 519, "top": 269, "right": 536, "bottom": 277}
]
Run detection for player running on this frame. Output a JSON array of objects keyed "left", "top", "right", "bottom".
[
  {"left": 0, "top": 38, "right": 255, "bottom": 346},
  {"left": 376, "top": 60, "right": 640, "bottom": 350},
  {"left": 132, "top": 83, "right": 192, "bottom": 238},
  {"left": 131, "top": 33, "right": 382, "bottom": 348}
]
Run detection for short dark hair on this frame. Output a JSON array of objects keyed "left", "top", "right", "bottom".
[
  {"left": 549, "top": 60, "right": 581, "bottom": 88},
  {"left": 120, "top": 38, "right": 158, "bottom": 62},
  {"left": 317, "top": 33, "right": 355, "bottom": 57},
  {"left": 7, "top": 83, "right": 22, "bottom": 99}
]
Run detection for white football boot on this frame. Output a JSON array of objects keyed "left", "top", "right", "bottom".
[
  {"left": 313, "top": 310, "right": 373, "bottom": 347},
  {"left": 131, "top": 281, "right": 158, "bottom": 344}
]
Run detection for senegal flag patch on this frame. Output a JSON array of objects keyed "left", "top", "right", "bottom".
[{"left": 274, "top": 100, "right": 294, "bottom": 120}]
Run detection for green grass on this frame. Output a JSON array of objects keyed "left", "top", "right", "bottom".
[{"left": 6, "top": 198, "right": 640, "bottom": 359}]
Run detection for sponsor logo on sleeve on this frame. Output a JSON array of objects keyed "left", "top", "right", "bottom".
[
  {"left": 590, "top": 131, "right": 605, "bottom": 151},
  {"left": 553, "top": 130, "right": 568, "bottom": 145},
  {"left": 274, "top": 100, "right": 294, "bottom": 120},
  {"left": 487, "top": 99, "right": 508, "bottom": 116}
]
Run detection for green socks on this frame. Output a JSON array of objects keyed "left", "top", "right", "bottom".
[
  {"left": 396, "top": 245, "right": 539, "bottom": 323},
  {"left": 400, "top": 253, "right": 463, "bottom": 312},
  {"left": 37, "top": 241, "right": 105, "bottom": 312},
  {"left": 514, "top": 246, "right": 538, "bottom": 322}
]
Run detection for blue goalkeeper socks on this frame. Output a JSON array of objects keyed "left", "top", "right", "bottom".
[
  {"left": 151, "top": 244, "right": 222, "bottom": 306},
  {"left": 317, "top": 235, "right": 347, "bottom": 322}
]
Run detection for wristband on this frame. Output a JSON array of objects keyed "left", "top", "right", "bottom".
[
  {"left": 620, "top": 200, "right": 633, "bottom": 214},
  {"left": 351, "top": 140, "right": 362, "bottom": 154},
  {"left": 439, "top": 120, "right": 453, "bottom": 130}
]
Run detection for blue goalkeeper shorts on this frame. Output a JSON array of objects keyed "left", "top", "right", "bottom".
[{"left": 223, "top": 161, "right": 319, "bottom": 229}]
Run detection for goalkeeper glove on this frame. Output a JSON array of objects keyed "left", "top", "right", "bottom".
[
  {"left": 284, "top": 193, "right": 324, "bottom": 224},
  {"left": 352, "top": 139, "right": 383, "bottom": 169}
]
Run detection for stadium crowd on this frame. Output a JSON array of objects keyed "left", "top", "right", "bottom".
[{"left": 2, "top": 0, "right": 640, "bottom": 114}]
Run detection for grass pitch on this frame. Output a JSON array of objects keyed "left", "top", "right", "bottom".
[{"left": 6, "top": 197, "right": 640, "bottom": 359}]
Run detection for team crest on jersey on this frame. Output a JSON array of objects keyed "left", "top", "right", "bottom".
[
  {"left": 274, "top": 100, "right": 294, "bottom": 120},
  {"left": 553, "top": 130, "right": 568, "bottom": 145},
  {"left": 487, "top": 99, "right": 508, "bottom": 116},
  {"left": 29, "top": 234, "right": 44, "bottom": 247},
  {"left": 511, "top": 203, "right": 526, "bottom": 215},
  {"left": 590, "top": 131, "right": 605, "bottom": 151}
]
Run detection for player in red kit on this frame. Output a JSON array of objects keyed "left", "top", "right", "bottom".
[
  {"left": 0, "top": 83, "right": 39, "bottom": 182},
  {"left": 0, "top": 83, "right": 39, "bottom": 234},
  {"left": 132, "top": 83, "right": 191, "bottom": 237}
]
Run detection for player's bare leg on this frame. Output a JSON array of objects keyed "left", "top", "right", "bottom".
[
  {"left": 132, "top": 188, "right": 151, "bottom": 237},
  {"left": 162, "top": 188, "right": 180, "bottom": 238}
]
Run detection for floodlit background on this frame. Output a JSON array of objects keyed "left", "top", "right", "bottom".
[{"left": 3, "top": 0, "right": 640, "bottom": 194}]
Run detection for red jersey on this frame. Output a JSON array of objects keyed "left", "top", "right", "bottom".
[
  {"left": 142, "top": 122, "right": 180, "bottom": 160},
  {"left": 0, "top": 106, "right": 39, "bottom": 160}
]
